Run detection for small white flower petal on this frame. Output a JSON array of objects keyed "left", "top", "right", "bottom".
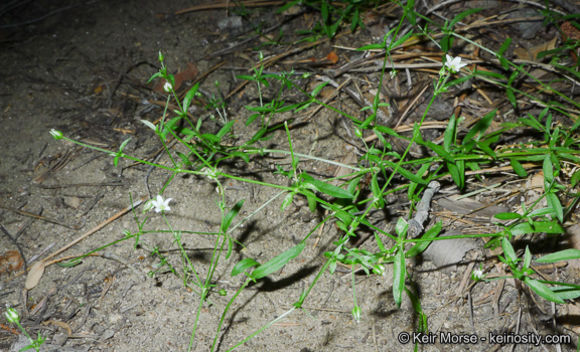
[
  {"left": 445, "top": 54, "right": 468, "bottom": 73},
  {"left": 472, "top": 268, "right": 484, "bottom": 280},
  {"left": 163, "top": 81, "right": 172, "bottom": 93},
  {"left": 446, "top": 54, "right": 453, "bottom": 65},
  {"left": 149, "top": 195, "right": 172, "bottom": 213}
]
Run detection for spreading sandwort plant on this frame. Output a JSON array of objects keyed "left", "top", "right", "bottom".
[{"left": 48, "top": 1, "right": 580, "bottom": 350}]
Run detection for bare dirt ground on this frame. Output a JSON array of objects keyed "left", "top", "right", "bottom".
[{"left": 1, "top": 1, "right": 579, "bottom": 351}]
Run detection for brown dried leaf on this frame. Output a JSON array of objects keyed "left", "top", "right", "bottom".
[
  {"left": 514, "top": 36, "right": 558, "bottom": 61},
  {"left": 152, "top": 62, "right": 198, "bottom": 93},
  {"left": 326, "top": 51, "right": 339, "bottom": 64},
  {"left": 25, "top": 261, "right": 46, "bottom": 290},
  {"left": 0, "top": 250, "right": 24, "bottom": 275}
]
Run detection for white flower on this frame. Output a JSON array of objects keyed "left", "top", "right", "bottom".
[
  {"left": 4, "top": 306, "right": 19, "bottom": 323},
  {"left": 471, "top": 268, "right": 484, "bottom": 281},
  {"left": 201, "top": 167, "right": 218, "bottom": 181},
  {"left": 163, "top": 81, "right": 172, "bottom": 93},
  {"left": 149, "top": 195, "right": 172, "bottom": 213},
  {"left": 49, "top": 129, "right": 63, "bottom": 140},
  {"left": 445, "top": 54, "right": 468, "bottom": 73}
]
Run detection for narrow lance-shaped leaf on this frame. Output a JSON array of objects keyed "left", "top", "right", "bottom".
[
  {"left": 251, "top": 242, "right": 305, "bottom": 280},
  {"left": 300, "top": 172, "right": 354, "bottom": 199},
  {"left": 182, "top": 83, "right": 199, "bottom": 112},
  {"left": 498, "top": 37, "right": 512, "bottom": 70},
  {"left": 524, "top": 277, "right": 564, "bottom": 304},
  {"left": 406, "top": 221, "right": 442, "bottom": 258},
  {"left": 444, "top": 114, "right": 457, "bottom": 152},
  {"left": 222, "top": 200, "right": 245, "bottom": 259},
  {"left": 231, "top": 257, "right": 260, "bottom": 277},
  {"left": 463, "top": 109, "right": 496, "bottom": 144},
  {"left": 510, "top": 158, "right": 527, "bottom": 177},
  {"left": 392, "top": 247, "right": 406, "bottom": 308},
  {"left": 536, "top": 249, "right": 580, "bottom": 263},
  {"left": 502, "top": 237, "right": 517, "bottom": 264}
]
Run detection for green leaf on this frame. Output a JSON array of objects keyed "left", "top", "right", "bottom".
[
  {"left": 231, "top": 257, "right": 260, "bottom": 277},
  {"left": 408, "top": 164, "right": 430, "bottom": 200},
  {"left": 147, "top": 71, "right": 163, "bottom": 84},
  {"left": 440, "top": 34, "right": 451, "bottom": 53},
  {"left": 536, "top": 249, "right": 580, "bottom": 263},
  {"left": 447, "top": 161, "right": 464, "bottom": 189},
  {"left": 383, "top": 160, "right": 428, "bottom": 185},
  {"left": 444, "top": 114, "right": 457, "bottom": 152},
  {"left": 58, "top": 259, "right": 82, "bottom": 268},
  {"left": 405, "top": 286, "right": 427, "bottom": 332},
  {"left": 281, "top": 192, "right": 294, "bottom": 211},
  {"left": 276, "top": 0, "right": 300, "bottom": 14},
  {"left": 523, "top": 246, "right": 531, "bottom": 269},
  {"left": 347, "top": 176, "right": 362, "bottom": 195},
  {"left": 390, "top": 30, "right": 415, "bottom": 50},
  {"left": 374, "top": 125, "right": 402, "bottom": 138},
  {"left": 395, "top": 217, "right": 409, "bottom": 238},
  {"left": 113, "top": 138, "right": 131, "bottom": 167},
  {"left": 497, "top": 37, "right": 512, "bottom": 70},
  {"left": 524, "top": 278, "right": 564, "bottom": 304},
  {"left": 450, "top": 8, "right": 482, "bottom": 28},
  {"left": 182, "top": 83, "right": 199, "bottom": 112},
  {"left": 501, "top": 237, "right": 517, "bottom": 264},
  {"left": 519, "top": 113, "right": 544, "bottom": 132},
  {"left": 300, "top": 173, "right": 354, "bottom": 199},
  {"left": 506, "top": 69, "right": 520, "bottom": 109},
  {"left": 245, "top": 113, "right": 259, "bottom": 126},
  {"left": 552, "top": 286, "right": 580, "bottom": 300},
  {"left": 392, "top": 248, "right": 405, "bottom": 308},
  {"left": 141, "top": 119, "right": 157, "bottom": 132},
  {"left": 406, "top": 221, "right": 442, "bottom": 258},
  {"left": 446, "top": 75, "right": 473, "bottom": 88},
  {"left": 321, "top": 1, "right": 329, "bottom": 23},
  {"left": 494, "top": 212, "right": 522, "bottom": 220},
  {"left": 229, "top": 151, "right": 250, "bottom": 163},
  {"left": 221, "top": 200, "right": 244, "bottom": 234},
  {"left": 474, "top": 69, "right": 507, "bottom": 80},
  {"left": 306, "top": 192, "right": 317, "bottom": 212},
  {"left": 546, "top": 192, "right": 563, "bottom": 223},
  {"left": 370, "top": 173, "right": 384, "bottom": 208},
  {"left": 463, "top": 109, "right": 495, "bottom": 144},
  {"left": 334, "top": 209, "right": 353, "bottom": 228},
  {"left": 176, "top": 151, "right": 191, "bottom": 167},
  {"left": 251, "top": 242, "right": 305, "bottom": 280},
  {"left": 407, "top": 0, "right": 418, "bottom": 24},
  {"left": 506, "top": 88, "right": 517, "bottom": 109},
  {"left": 374, "top": 232, "right": 386, "bottom": 252},
  {"left": 571, "top": 169, "right": 580, "bottom": 187},
  {"left": 310, "top": 81, "right": 329, "bottom": 97},
  {"left": 247, "top": 127, "right": 268, "bottom": 144},
  {"left": 216, "top": 120, "right": 235, "bottom": 139},
  {"left": 201, "top": 133, "right": 220, "bottom": 144},
  {"left": 415, "top": 135, "right": 453, "bottom": 161},
  {"left": 237, "top": 74, "right": 255, "bottom": 81},
  {"left": 510, "top": 220, "right": 564, "bottom": 235},
  {"left": 358, "top": 42, "right": 385, "bottom": 51},
  {"left": 223, "top": 200, "right": 244, "bottom": 259},
  {"left": 510, "top": 159, "right": 527, "bottom": 177},
  {"left": 161, "top": 116, "right": 182, "bottom": 140}
]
